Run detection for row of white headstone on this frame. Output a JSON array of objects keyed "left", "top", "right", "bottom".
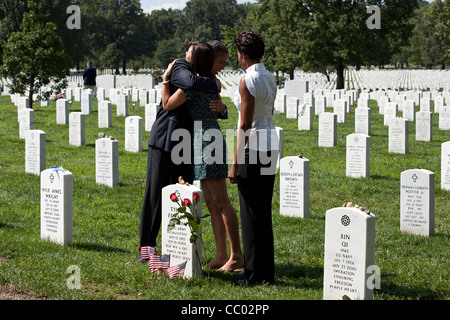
[{"left": 279, "top": 151, "right": 448, "bottom": 227}]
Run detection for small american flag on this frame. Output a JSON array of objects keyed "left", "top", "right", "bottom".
[
  {"left": 149, "top": 254, "right": 170, "bottom": 272},
  {"left": 167, "top": 261, "right": 187, "bottom": 280},
  {"left": 140, "top": 246, "right": 156, "bottom": 260}
]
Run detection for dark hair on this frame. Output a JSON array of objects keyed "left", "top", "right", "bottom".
[
  {"left": 234, "top": 30, "right": 265, "bottom": 61},
  {"left": 207, "top": 40, "right": 229, "bottom": 59},
  {"left": 189, "top": 41, "right": 214, "bottom": 78}
]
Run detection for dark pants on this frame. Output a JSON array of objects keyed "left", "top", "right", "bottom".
[
  {"left": 139, "top": 146, "right": 193, "bottom": 249},
  {"left": 238, "top": 149, "right": 278, "bottom": 284}
]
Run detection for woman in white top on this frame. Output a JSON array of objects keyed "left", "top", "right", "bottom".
[{"left": 229, "top": 31, "right": 279, "bottom": 285}]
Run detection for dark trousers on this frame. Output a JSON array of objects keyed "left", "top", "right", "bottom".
[
  {"left": 238, "top": 149, "right": 278, "bottom": 284},
  {"left": 139, "top": 146, "right": 193, "bottom": 249}
]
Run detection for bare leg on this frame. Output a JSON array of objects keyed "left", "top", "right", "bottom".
[
  {"left": 202, "top": 178, "right": 243, "bottom": 271},
  {"left": 202, "top": 182, "right": 228, "bottom": 268}
]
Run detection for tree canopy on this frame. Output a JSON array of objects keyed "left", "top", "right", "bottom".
[
  {"left": 0, "top": 1, "right": 71, "bottom": 107},
  {"left": 0, "top": 0, "right": 447, "bottom": 90}
]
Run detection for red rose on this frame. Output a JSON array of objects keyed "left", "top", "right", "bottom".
[
  {"left": 193, "top": 193, "right": 200, "bottom": 202},
  {"left": 170, "top": 193, "right": 178, "bottom": 202},
  {"left": 183, "top": 198, "right": 191, "bottom": 206}
]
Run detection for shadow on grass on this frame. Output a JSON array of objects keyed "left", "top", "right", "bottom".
[
  {"left": 74, "top": 241, "right": 129, "bottom": 253},
  {"left": 378, "top": 273, "right": 444, "bottom": 299}
]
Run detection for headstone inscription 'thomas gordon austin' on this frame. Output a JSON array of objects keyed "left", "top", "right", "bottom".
[{"left": 400, "top": 168, "right": 435, "bottom": 236}]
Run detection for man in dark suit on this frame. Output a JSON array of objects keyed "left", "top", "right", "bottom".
[
  {"left": 82, "top": 61, "right": 97, "bottom": 92},
  {"left": 137, "top": 47, "right": 227, "bottom": 262}
]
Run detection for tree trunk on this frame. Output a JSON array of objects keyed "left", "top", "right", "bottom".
[
  {"left": 28, "top": 87, "right": 34, "bottom": 109},
  {"left": 335, "top": 61, "right": 344, "bottom": 90},
  {"left": 122, "top": 56, "right": 127, "bottom": 75}
]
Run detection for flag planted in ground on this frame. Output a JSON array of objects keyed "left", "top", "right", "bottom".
[{"left": 167, "top": 261, "right": 187, "bottom": 280}]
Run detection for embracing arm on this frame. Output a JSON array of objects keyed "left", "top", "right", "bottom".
[
  {"left": 171, "top": 59, "right": 217, "bottom": 93},
  {"left": 161, "top": 60, "right": 187, "bottom": 111}
]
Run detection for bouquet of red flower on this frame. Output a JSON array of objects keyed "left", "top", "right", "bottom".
[{"left": 167, "top": 192, "right": 209, "bottom": 244}]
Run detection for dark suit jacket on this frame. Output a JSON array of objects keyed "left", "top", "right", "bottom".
[
  {"left": 83, "top": 66, "right": 97, "bottom": 85},
  {"left": 148, "top": 58, "right": 218, "bottom": 152}
]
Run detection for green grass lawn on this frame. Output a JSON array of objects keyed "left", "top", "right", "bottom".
[{"left": 0, "top": 94, "right": 448, "bottom": 300}]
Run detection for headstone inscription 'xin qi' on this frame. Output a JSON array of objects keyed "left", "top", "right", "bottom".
[{"left": 323, "top": 206, "right": 376, "bottom": 300}]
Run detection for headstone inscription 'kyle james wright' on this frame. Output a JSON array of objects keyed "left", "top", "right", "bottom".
[{"left": 40, "top": 168, "right": 73, "bottom": 246}]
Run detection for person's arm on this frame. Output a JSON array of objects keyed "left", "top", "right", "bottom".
[
  {"left": 161, "top": 60, "right": 187, "bottom": 111},
  {"left": 171, "top": 59, "right": 217, "bottom": 93},
  {"left": 228, "top": 76, "right": 255, "bottom": 184}
]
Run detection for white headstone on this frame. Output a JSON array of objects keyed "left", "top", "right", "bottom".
[
  {"left": 19, "top": 108, "right": 34, "bottom": 139},
  {"left": 441, "top": 141, "right": 450, "bottom": 191},
  {"left": 400, "top": 168, "right": 435, "bottom": 236},
  {"left": 139, "top": 89, "right": 149, "bottom": 106},
  {"left": 434, "top": 96, "right": 445, "bottom": 114},
  {"left": 403, "top": 100, "right": 415, "bottom": 122},
  {"left": 40, "top": 168, "right": 73, "bottom": 246},
  {"left": 275, "top": 93, "right": 286, "bottom": 113},
  {"left": 69, "top": 112, "right": 85, "bottom": 146},
  {"left": 420, "top": 98, "right": 431, "bottom": 112},
  {"left": 25, "top": 130, "right": 46, "bottom": 175},
  {"left": 304, "top": 92, "right": 313, "bottom": 105},
  {"left": 132, "top": 88, "right": 139, "bottom": 102},
  {"left": 145, "top": 103, "right": 158, "bottom": 132},
  {"left": 388, "top": 117, "right": 408, "bottom": 154},
  {"left": 346, "top": 133, "right": 370, "bottom": 178},
  {"left": 354, "top": 107, "right": 371, "bottom": 136},
  {"left": 319, "top": 112, "right": 337, "bottom": 147},
  {"left": 56, "top": 99, "right": 69, "bottom": 125},
  {"left": 97, "top": 75, "right": 116, "bottom": 98},
  {"left": 125, "top": 116, "right": 143, "bottom": 153},
  {"left": 95, "top": 138, "right": 119, "bottom": 188},
  {"left": 314, "top": 95, "right": 326, "bottom": 115},
  {"left": 415, "top": 111, "right": 432, "bottom": 142},
  {"left": 439, "top": 106, "right": 450, "bottom": 130},
  {"left": 334, "top": 99, "right": 347, "bottom": 123},
  {"left": 97, "top": 88, "right": 105, "bottom": 101},
  {"left": 377, "top": 95, "right": 389, "bottom": 115},
  {"left": 73, "top": 87, "right": 82, "bottom": 102},
  {"left": 17, "top": 96, "right": 30, "bottom": 110},
  {"left": 286, "top": 97, "right": 299, "bottom": 119},
  {"left": 279, "top": 156, "right": 310, "bottom": 218},
  {"left": 162, "top": 183, "right": 203, "bottom": 278},
  {"left": 323, "top": 206, "right": 376, "bottom": 300},
  {"left": 81, "top": 91, "right": 92, "bottom": 115},
  {"left": 384, "top": 102, "right": 398, "bottom": 126},
  {"left": 116, "top": 93, "right": 129, "bottom": 117},
  {"left": 98, "top": 100, "right": 112, "bottom": 128},
  {"left": 297, "top": 104, "right": 313, "bottom": 130},
  {"left": 284, "top": 80, "right": 309, "bottom": 103},
  {"left": 138, "top": 75, "right": 155, "bottom": 91}
]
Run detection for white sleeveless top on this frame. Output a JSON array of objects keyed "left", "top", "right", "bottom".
[{"left": 233, "top": 63, "right": 279, "bottom": 151}]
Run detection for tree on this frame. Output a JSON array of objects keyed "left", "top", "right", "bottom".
[
  {"left": 409, "top": 0, "right": 449, "bottom": 69},
  {"left": 80, "top": 0, "right": 149, "bottom": 74},
  {"left": 0, "top": 1, "right": 71, "bottom": 108},
  {"left": 177, "top": 0, "right": 245, "bottom": 44},
  {"left": 247, "top": 0, "right": 418, "bottom": 88}
]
